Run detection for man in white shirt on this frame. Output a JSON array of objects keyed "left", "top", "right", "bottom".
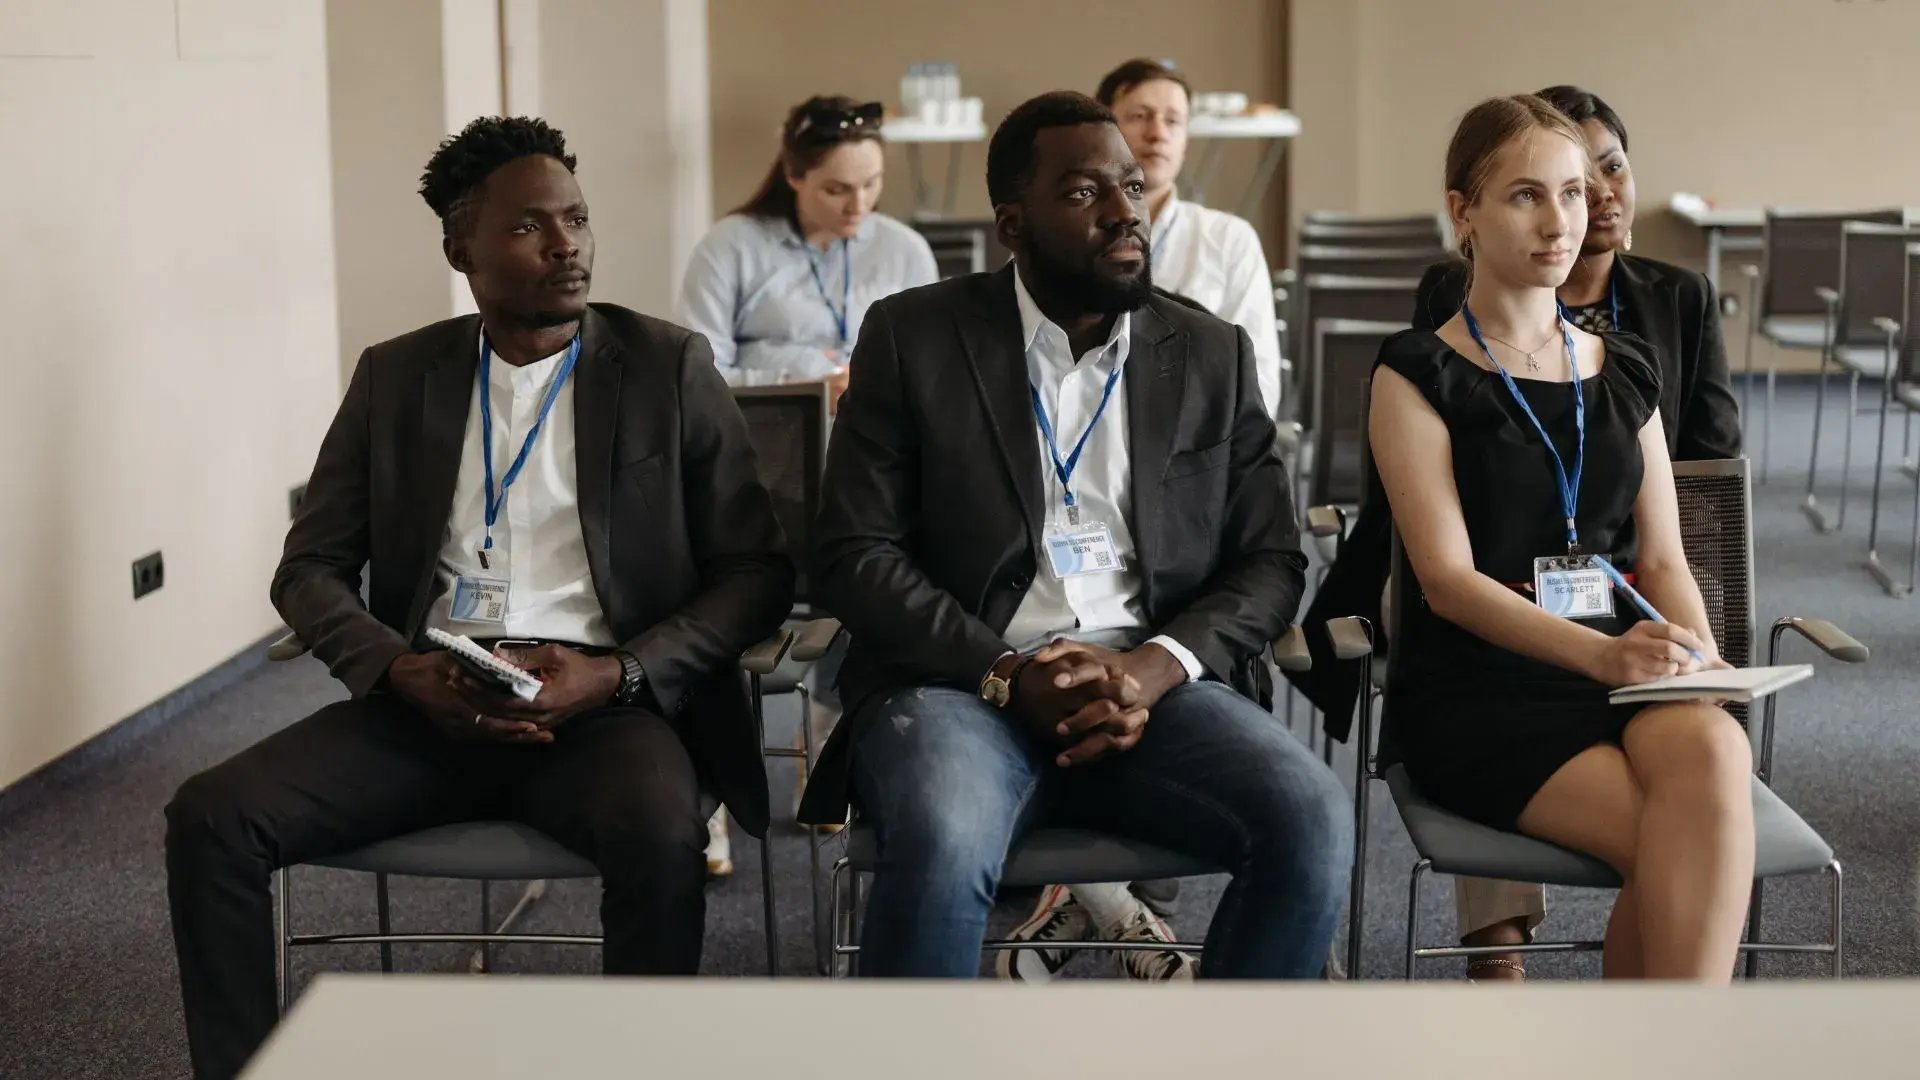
[
  {"left": 796, "top": 92, "right": 1351, "bottom": 979},
  {"left": 164, "top": 117, "right": 792, "bottom": 1079},
  {"left": 1098, "top": 58, "right": 1283, "bottom": 419}
]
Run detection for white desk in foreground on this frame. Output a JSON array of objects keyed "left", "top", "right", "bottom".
[{"left": 245, "top": 975, "right": 1920, "bottom": 1079}]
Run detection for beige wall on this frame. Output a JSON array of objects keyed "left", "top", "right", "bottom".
[
  {"left": 1290, "top": 0, "right": 1920, "bottom": 368},
  {"left": 706, "top": 0, "right": 1290, "bottom": 264},
  {"left": 0, "top": 0, "right": 341, "bottom": 789}
]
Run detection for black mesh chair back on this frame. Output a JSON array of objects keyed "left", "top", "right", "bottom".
[
  {"left": 1297, "top": 275, "right": 1420, "bottom": 430},
  {"left": 1311, "top": 319, "right": 1407, "bottom": 505},
  {"left": 1903, "top": 245, "right": 1920, "bottom": 385},
  {"left": 1761, "top": 209, "right": 1904, "bottom": 320},
  {"left": 913, "top": 218, "right": 1010, "bottom": 276},
  {"left": 1836, "top": 223, "right": 1920, "bottom": 348},
  {"left": 1671, "top": 458, "right": 1756, "bottom": 722},
  {"left": 1298, "top": 244, "right": 1443, "bottom": 282},
  {"left": 1301, "top": 221, "right": 1445, "bottom": 251},
  {"left": 1305, "top": 211, "right": 1441, "bottom": 230},
  {"left": 732, "top": 384, "right": 831, "bottom": 609}
]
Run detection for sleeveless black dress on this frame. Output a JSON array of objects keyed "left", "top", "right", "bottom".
[{"left": 1376, "top": 328, "right": 1664, "bottom": 831}]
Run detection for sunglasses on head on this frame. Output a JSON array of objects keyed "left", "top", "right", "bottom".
[{"left": 790, "top": 101, "right": 885, "bottom": 142}]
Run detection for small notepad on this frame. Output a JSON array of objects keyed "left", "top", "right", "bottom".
[
  {"left": 1608, "top": 664, "right": 1813, "bottom": 706},
  {"left": 424, "top": 628, "right": 544, "bottom": 702}
]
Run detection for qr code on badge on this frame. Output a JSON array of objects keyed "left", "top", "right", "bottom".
[
  {"left": 483, "top": 601, "right": 504, "bottom": 620},
  {"left": 1092, "top": 551, "right": 1113, "bottom": 568}
]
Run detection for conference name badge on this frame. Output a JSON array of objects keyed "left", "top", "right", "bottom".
[
  {"left": 1532, "top": 554, "right": 1613, "bottom": 620},
  {"left": 450, "top": 574, "right": 511, "bottom": 625},
  {"left": 1044, "top": 522, "right": 1124, "bottom": 579}
]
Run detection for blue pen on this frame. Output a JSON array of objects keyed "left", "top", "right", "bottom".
[{"left": 1590, "top": 555, "right": 1705, "bottom": 666}]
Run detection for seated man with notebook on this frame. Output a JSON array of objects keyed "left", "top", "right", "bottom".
[{"left": 163, "top": 116, "right": 792, "bottom": 1079}]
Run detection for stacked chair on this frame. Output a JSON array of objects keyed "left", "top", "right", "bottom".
[{"left": 1864, "top": 242, "right": 1920, "bottom": 597}]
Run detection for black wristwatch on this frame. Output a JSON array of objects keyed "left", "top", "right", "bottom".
[{"left": 612, "top": 650, "right": 648, "bottom": 705}]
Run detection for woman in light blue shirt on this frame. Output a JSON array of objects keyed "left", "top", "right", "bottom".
[{"left": 679, "top": 96, "right": 939, "bottom": 398}]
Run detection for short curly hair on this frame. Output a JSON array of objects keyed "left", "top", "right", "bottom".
[
  {"left": 419, "top": 116, "right": 578, "bottom": 239},
  {"left": 986, "top": 91, "right": 1116, "bottom": 208}
]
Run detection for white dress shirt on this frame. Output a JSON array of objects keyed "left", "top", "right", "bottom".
[
  {"left": 1150, "top": 191, "right": 1282, "bottom": 418},
  {"left": 422, "top": 337, "right": 615, "bottom": 647},
  {"left": 1002, "top": 270, "right": 1206, "bottom": 680}
]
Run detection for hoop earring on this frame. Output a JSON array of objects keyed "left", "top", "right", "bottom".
[{"left": 1623, "top": 229, "right": 1633, "bottom": 252}]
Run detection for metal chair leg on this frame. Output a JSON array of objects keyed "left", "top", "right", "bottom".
[
  {"left": 1834, "top": 371, "right": 1861, "bottom": 531},
  {"left": 376, "top": 872, "right": 393, "bottom": 974},
  {"left": 477, "top": 879, "right": 491, "bottom": 974},
  {"left": 1405, "top": 859, "right": 1430, "bottom": 980},
  {"left": 1804, "top": 307, "right": 1840, "bottom": 533},
  {"left": 1742, "top": 271, "right": 1762, "bottom": 481},
  {"left": 846, "top": 866, "right": 864, "bottom": 978},
  {"left": 1865, "top": 347, "right": 1906, "bottom": 595},
  {"left": 275, "top": 867, "right": 292, "bottom": 1013},
  {"left": 1345, "top": 759, "right": 1371, "bottom": 980},
  {"left": 1764, "top": 364, "right": 1778, "bottom": 486},
  {"left": 750, "top": 672, "right": 781, "bottom": 977},
  {"left": 796, "top": 683, "right": 830, "bottom": 975},
  {"left": 1743, "top": 878, "right": 1765, "bottom": 980},
  {"left": 1830, "top": 860, "right": 1845, "bottom": 978}
]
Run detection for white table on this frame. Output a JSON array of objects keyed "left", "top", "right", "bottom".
[
  {"left": 244, "top": 975, "right": 1920, "bottom": 1079},
  {"left": 881, "top": 117, "right": 986, "bottom": 217},
  {"left": 1186, "top": 109, "right": 1302, "bottom": 220},
  {"left": 1669, "top": 195, "right": 1765, "bottom": 291}
]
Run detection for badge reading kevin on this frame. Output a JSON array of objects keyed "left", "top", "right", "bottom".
[
  {"left": 450, "top": 575, "right": 511, "bottom": 625},
  {"left": 1532, "top": 555, "right": 1614, "bottom": 620},
  {"left": 1044, "top": 522, "right": 1124, "bottom": 579}
]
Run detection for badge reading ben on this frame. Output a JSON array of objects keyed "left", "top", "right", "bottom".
[{"left": 1044, "top": 522, "right": 1125, "bottom": 579}]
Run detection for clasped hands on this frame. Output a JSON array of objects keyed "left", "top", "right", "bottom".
[{"left": 1010, "top": 638, "right": 1188, "bottom": 768}]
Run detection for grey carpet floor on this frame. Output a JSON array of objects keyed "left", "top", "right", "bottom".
[{"left": 2, "top": 382, "right": 1916, "bottom": 1079}]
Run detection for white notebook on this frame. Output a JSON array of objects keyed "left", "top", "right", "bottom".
[
  {"left": 424, "top": 628, "right": 544, "bottom": 702},
  {"left": 1607, "top": 664, "right": 1812, "bottom": 706}
]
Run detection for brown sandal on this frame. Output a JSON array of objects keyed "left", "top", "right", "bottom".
[{"left": 1466, "top": 957, "right": 1527, "bottom": 982}]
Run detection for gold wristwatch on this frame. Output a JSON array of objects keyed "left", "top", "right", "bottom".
[{"left": 979, "top": 651, "right": 1029, "bottom": 708}]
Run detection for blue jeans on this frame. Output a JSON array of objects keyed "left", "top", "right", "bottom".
[{"left": 850, "top": 681, "right": 1353, "bottom": 978}]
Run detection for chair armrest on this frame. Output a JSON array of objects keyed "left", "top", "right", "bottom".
[
  {"left": 739, "top": 628, "right": 795, "bottom": 676},
  {"left": 1305, "top": 504, "right": 1347, "bottom": 540},
  {"left": 1814, "top": 286, "right": 1839, "bottom": 307},
  {"left": 1325, "top": 616, "right": 1374, "bottom": 661},
  {"left": 1768, "top": 617, "right": 1869, "bottom": 664},
  {"left": 788, "top": 618, "right": 844, "bottom": 664},
  {"left": 1873, "top": 317, "right": 1901, "bottom": 338},
  {"left": 1740, "top": 263, "right": 1760, "bottom": 280},
  {"left": 1273, "top": 267, "right": 1296, "bottom": 287},
  {"left": 267, "top": 632, "right": 310, "bottom": 662},
  {"left": 1270, "top": 625, "right": 1310, "bottom": 673}
]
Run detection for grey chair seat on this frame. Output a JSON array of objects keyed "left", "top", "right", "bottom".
[
  {"left": 1898, "top": 383, "right": 1920, "bottom": 410},
  {"left": 1760, "top": 316, "right": 1828, "bottom": 350},
  {"left": 1834, "top": 345, "right": 1894, "bottom": 378},
  {"left": 846, "top": 824, "right": 1221, "bottom": 889},
  {"left": 310, "top": 794, "right": 720, "bottom": 880},
  {"left": 756, "top": 656, "right": 807, "bottom": 697},
  {"left": 1384, "top": 764, "right": 1832, "bottom": 887}
]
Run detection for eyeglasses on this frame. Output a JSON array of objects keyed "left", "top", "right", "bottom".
[{"left": 790, "top": 101, "right": 885, "bottom": 143}]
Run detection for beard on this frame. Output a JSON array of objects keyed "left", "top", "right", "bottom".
[{"left": 1025, "top": 234, "right": 1154, "bottom": 315}]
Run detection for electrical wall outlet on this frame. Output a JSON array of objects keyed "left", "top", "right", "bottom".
[
  {"left": 289, "top": 483, "right": 308, "bottom": 521},
  {"left": 132, "top": 551, "right": 165, "bottom": 600}
]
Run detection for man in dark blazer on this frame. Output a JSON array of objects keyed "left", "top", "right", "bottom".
[
  {"left": 797, "top": 92, "right": 1351, "bottom": 979},
  {"left": 164, "top": 117, "right": 792, "bottom": 1078}
]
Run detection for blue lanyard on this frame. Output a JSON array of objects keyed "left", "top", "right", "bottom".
[
  {"left": 478, "top": 334, "right": 581, "bottom": 568},
  {"left": 808, "top": 238, "right": 852, "bottom": 346},
  {"left": 1029, "top": 361, "right": 1125, "bottom": 522},
  {"left": 1462, "top": 305, "right": 1586, "bottom": 553},
  {"left": 1605, "top": 271, "right": 1621, "bottom": 331}
]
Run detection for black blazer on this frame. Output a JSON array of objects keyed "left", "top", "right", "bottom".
[
  {"left": 272, "top": 303, "right": 795, "bottom": 836},
  {"left": 796, "top": 264, "right": 1307, "bottom": 824},
  {"left": 1288, "top": 253, "right": 1743, "bottom": 738}
]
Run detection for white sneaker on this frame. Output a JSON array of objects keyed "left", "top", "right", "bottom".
[
  {"left": 1111, "top": 906, "right": 1197, "bottom": 982},
  {"left": 995, "top": 884, "right": 1090, "bottom": 983},
  {"left": 704, "top": 806, "right": 733, "bottom": 878}
]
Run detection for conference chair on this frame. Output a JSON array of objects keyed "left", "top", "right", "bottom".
[
  {"left": 1291, "top": 275, "right": 1420, "bottom": 497},
  {"left": 825, "top": 628, "right": 1314, "bottom": 977},
  {"left": 1311, "top": 319, "right": 1408, "bottom": 511},
  {"left": 1802, "top": 222, "right": 1920, "bottom": 536},
  {"left": 733, "top": 382, "right": 846, "bottom": 972},
  {"left": 1295, "top": 244, "right": 1443, "bottom": 283},
  {"left": 264, "top": 627, "right": 795, "bottom": 1009},
  {"left": 1304, "top": 211, "right": 1445, "bottom": 231},
  {"left": 1335, "top": 458, "right": 1864, "bottom": 980},
  {"left": 1737, "top": 209, "right": 1903, "bottom": 496},
  {"left": 1300, "top": 220, "right": 1445, "bottom": 252},
  {"left": 1864, "top": 243, "right": 1920, "bottom": 597}
]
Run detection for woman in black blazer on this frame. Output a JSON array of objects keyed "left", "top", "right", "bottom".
[{"left": 1289, "top": 85, "right": 1741, "bottom": 979}]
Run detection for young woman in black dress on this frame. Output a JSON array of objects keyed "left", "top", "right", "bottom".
[{"left": 1369, "top": 95, "right": 1753, "bottom": 980}]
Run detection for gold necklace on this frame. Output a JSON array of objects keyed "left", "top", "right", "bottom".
[{"left": 1480, "top": 322, "right": 1563, "bottom": 372}]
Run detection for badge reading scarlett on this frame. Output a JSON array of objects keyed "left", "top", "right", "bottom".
[
  {"left": 1044, "top": 522, "right": 1124, "bottom": 579},
  {"left": 450, "top": 575, "right": 511, "bottom": 625},
  {"left": 1532, "top": 555, "right": 1614, "bottom": 620}
]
